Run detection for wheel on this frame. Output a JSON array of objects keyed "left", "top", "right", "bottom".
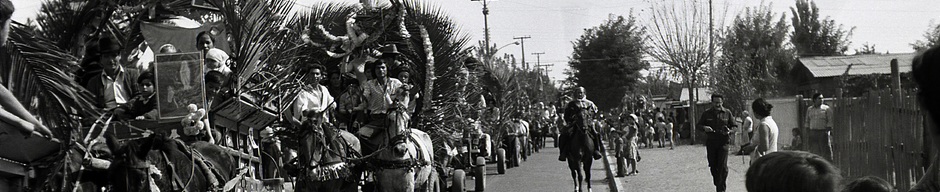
[
  {"left": 453, "top": 169, "right": 466, "bottom": 192},
  {"left": 474, "top": 157, "right": 486, "bottom": 191},
  {"left": 496, "top": 149, "right": 506, "bottom": 174}
]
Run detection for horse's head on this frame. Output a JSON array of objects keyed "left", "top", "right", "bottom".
[
  {"left": 105, "top": 133, "right": 160, "bottom": 192},
  {"left": 387, "top": 107, "right": 411, "bottom": 156}
]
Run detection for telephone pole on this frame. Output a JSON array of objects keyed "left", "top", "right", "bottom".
[
  {"left": 471, "top": 0, "right": 491, "bottom": 56},
  {"left": 513, "top": 36, "right": 531, "bottom": 70},
  {"left": 531, "top": 52, "right": 545, "bottom": 68}
]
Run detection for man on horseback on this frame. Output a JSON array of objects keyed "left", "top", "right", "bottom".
[
  {"left": 558, "top": 87, "right": 603, "bottom": 161},
  {"left": 357, "top": 44, "right": 409, "bottom": 153}
]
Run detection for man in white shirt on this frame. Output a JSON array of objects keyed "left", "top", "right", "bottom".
[{"left": 804, "top": 93, "right": 834, "bottom": 160}]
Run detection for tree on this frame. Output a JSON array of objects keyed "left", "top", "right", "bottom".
[
  {"left": 713, "top": 2, "right": 795, "bottom": 111},
  {"left": 569, "top": 14, "right": 648, "bottom": 111},
  {"left": 790, "top": 0, "right": 854, "bottom": 56},
  {"left": 646, "top": 0, "right": 725, "bottom": 144},
  {"left": 854, "top": 42, "right": 880, "bottom": 55},
  {"left": 911, "top": 21, "right": 940, "bottom": 52}
]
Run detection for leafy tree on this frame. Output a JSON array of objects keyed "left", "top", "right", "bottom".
[
  {"left": 790, "top": 0, "right": 854, "bottom": 56},
  {"left": 714, "top": 3, "right": 795, "bottom": 111},
  {"left": 911, "top": 21, "right": 940, "bottom": 52},
  {"left": 854, "top": 42, "right": 880, "bottom": 55},
  {"left": 569, "top": 14, "right": 648, "bottom": 111}
]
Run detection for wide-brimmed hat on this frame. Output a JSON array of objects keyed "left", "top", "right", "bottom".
[
  {"left": 98, "top": 36, "right": 122, "bottom": 55},
  {"left": 379, "top": 44, "right": 400, "bottom": 58}
]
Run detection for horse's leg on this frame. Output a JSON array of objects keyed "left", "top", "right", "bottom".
[
  {"left": 568, "top": 160, "right": 579, "bottom": 192},
  {"left": 584, "top": 157, "right": 593, "bottom": 192}
]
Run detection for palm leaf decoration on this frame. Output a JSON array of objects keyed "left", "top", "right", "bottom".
[{"left": 0, "top": 22, "right": 98, "bottom": 139}]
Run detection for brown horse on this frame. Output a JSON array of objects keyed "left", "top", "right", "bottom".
[
  {"left": 105, "top": 133, "right": 235, "bottom": 192},
  {"left": 292, "top": 114, "right": 361, "bottom": 192},
  {"left": 370, "top": 107, "right": 437, "bottom": 192},
  {"left": 565, "top": 125, "right": 595, "bottom": 192}
]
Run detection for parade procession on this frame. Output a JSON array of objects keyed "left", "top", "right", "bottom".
[{"left": 4, "top": 0, "right": 940, "bottom": 192}]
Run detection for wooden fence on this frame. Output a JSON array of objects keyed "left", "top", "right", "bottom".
[{"left": 812, "top": 89, "right": 926, "bottom": 191}]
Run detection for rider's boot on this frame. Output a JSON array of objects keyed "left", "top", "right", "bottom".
[{"left": 591, "top": 130, "right": 603, "bottom": 160}]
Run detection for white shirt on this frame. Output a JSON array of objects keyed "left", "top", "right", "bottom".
[
  {"left": 750, "top": 116, "right": 779, "bottom": 164},
  {"left": 102, "top": 67, "right": 129, "bottom": 109},
  {"left": 743, "top": 116, "right": 754, "bottom": 133},
  {"left": 292, "top": 84, "right": 334, "bottom": 123},
  {"left": 805, "top": 104, "right": 834, "bottom": 130},
  {"left": 362, "top": 78, "right": 403, "bottom": 114}
]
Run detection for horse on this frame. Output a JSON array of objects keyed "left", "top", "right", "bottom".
[
  {"left": 104, "top": 133, "right": 235, "bottom": 192},
  {"left": 291, "top": 112, "right": 361, "bottom": 192},
  {"left": 564, "top": 124, "right": 595, "bottom": 192},
  {"left": 369, "top": 106, "right": 437, "bottom": 192}
]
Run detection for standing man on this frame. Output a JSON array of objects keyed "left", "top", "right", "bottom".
[
  {"left": 698, "top": 94, "right": 737, "bottom": 192},
  {"left": 804, "top": 93, "right": 834, "bottom": 160},
  {"left": 558, "top": 87, "right": 603, "bottom": 161}
]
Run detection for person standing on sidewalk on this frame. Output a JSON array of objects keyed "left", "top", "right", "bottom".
[
  {"left": 698, "top": 94, "right": 737, "bottom": 192},
  {"left": 804, "top": 93, "right": 834, "bottom": 160},
  {"left": 558, "top": 87, "right": 602, "bottom": 161}
]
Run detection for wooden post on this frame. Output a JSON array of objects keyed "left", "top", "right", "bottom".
[{"left": 891, "top": 59, "right": 902, "bottom": 99}]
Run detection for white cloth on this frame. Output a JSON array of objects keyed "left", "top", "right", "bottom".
[
  {"left": 750, "top": 116, "right": 779, "bottom": 164},
  {"left": 291, "top": 84, "right": 334, "bottom": 123}
]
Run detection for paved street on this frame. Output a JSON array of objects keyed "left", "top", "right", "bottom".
[
  {"left": 469, "top": 138, "right": 610, "bottom": 192},
  {"left": 618, "top": 143, "right": 751, "bottom": 192}
]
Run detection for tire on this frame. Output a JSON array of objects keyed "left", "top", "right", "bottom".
[
  {"left": 474, "top": 157, "right": 486, "bottom": 191},
  {"left": 453, "top": 169, "right": 466, "bottom": 192},
  {"left": 496, "top": 149, "right": 506, "bottom": 174}
]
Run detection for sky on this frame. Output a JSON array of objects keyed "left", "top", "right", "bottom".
[{"left": 11, "top": 0, "right": 940, "bottom": 84}]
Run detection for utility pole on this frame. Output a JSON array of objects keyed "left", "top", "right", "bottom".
[
  {"left": 531, "top": 52, "right": 544, "bottom": 68},
  {"left": 471, "top": 0, "right": 490, "bottom": 57},
  {"left": 514, "top": 35, "right": 531, "bottom": 70},
  {"left": 536, "top": 63, "right": 554, "bottom": 94}
]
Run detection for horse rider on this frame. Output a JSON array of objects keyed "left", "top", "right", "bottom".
[
  {"left": 558, "top": 86, "right": 603, "bottom": 161},
  {"left": 356, "top": 44, "right": 408, "bottom": 154}
]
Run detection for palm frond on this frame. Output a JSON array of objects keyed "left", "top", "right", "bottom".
[{"left": 1, "top": 22, "right": 100, "bottom": 138}]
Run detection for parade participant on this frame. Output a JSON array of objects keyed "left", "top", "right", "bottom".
[
  {"left": 746, "top": 98, "right": 778, "bottom": 164},
  {"left": 204, "top": 48, "right": 232, "bottom": 76},
  {"left": 0, "top": 0, "right": 53, "bottom": 138},
  {"left": 84, "top": 35, "right": 141, "bottom": 110},
  {"left": 910, "top": 44, "right": 940, "bottom": 192},
  {"left": 196, "top": 31, "right": 214, "bottom": 54},
  {"left": 356, "top": 45, "right": 406, "bottom": 140},
  {"left": 558, "top": 86, "right": 602, "bottom": 161},
  {"left": 745, "top": 151, "right": 842, "bottom": 192},
  {"left": 397, "top": 68, "right": 419, "bottom": 115},
  {"left": 205, "top": 70, "right": 231, "bottom": 109},
  {"left": 118, "top": 71, "right": 156, "bottom": 120},
  {"left": 285, "top": 64, "right": 335, "bottom": 128},
  {"left": 804, "top": 93, "right": 834, "bottom": 160},
  {"left": 698, "top": 94, "right": 737, "bottom": 192},
  {"left": 337, "top": 79, "right": 364, "bottom": 133},
  {"left": 327, "top": 72, "right": 345, "bottom": 98}
]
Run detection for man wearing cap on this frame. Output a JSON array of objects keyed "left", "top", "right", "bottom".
[
  {"left": 698, "top": 94, "right": 737, "bottom": 192},
  {"left": 0, "top": 0, "right": 53, "bottom": 138},
  {"left": 84, "top": 35, "right": 140, "bottom": 111}
]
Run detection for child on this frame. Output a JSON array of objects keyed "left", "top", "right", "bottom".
[
  {"left": 791, "top": 128, "right": 803, "bottom": 150},
  {"left": 120, "top": 72, "right": 156, "bottom": 120}
]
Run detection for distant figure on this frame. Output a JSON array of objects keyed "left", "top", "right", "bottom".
[
  {"left": 842, "top": 176, "right": 895, "bottom": 192},
  {"left": 804, "top": 93, "right": 834, "bottom": 160},
  {"left": 746, "top": 151, "right": 842, "bottom": 192},
  {"left": 204, "top": 48, "right": 232, "bottom": 76},
  {"left": 195, "top": 31, "right": 215, "bottom": 54},
  {"left": 791, "top": 128, "right": 803, "bottom": 150}
]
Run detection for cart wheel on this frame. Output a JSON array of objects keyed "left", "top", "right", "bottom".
[
  {"left": 453, "top": 169, "right": 466, "bottom": 192},
  {"left": 474, "top": 157, "right": 486, "bottom": 191},
  {"left": 496, "top": 149, "right": 506, "bottom": 174}
]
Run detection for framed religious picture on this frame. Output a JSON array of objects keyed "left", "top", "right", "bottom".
[{"left": 154, "top": 52, "right": 207, "bottom": 121}]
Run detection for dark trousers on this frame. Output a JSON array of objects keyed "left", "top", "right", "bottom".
[
  {"left": 706, "top": 143, "right": 729, "bottom": 192},
  {"left": 808, "top": 130, "right": 833, "bottom": 160}
]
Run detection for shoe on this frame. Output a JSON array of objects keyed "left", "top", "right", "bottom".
[
  {"left": 593, "top": 151, "right": 603, "bottom": 160},
  {"left": 558, "top": 156, "right": 566, "bottom": 161}
]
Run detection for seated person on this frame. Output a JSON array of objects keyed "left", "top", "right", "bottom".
[
  {"left": 116, "top": 72, "right": 157, "bottom": 120},
  {"left": 84, "top": 35, "right": 140, "bottom": 110}
]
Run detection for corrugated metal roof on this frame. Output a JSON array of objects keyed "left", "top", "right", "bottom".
[{"left": 797, "top": 53, "right": 916, "bottom": 78}]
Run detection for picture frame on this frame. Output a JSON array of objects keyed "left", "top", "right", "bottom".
[{"left": 154, "top": 52, "right": 207, "bottom": 121}]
